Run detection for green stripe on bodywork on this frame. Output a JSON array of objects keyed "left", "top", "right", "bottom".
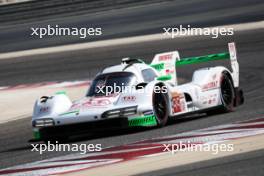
[
  {"left": 128, "top": 115, "right": 157, "bottom": 127},
  {"left": 150, "top": 63, "right": 164, "bottom": 71},
  {"left": 177, "top": 52, "right": 230, "bottom": 67},
  {"left": 150, "top": 52, "right": 229, "bottom": 70},
  {"left": 60, "top": 110, "right": 79, "bottom": 116},
  {"left": 157, "top": 74, "right": 172, "bottom": 81}
]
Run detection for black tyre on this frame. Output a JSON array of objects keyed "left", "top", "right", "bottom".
[
  {"left": 207, "top": 71, "right": 235, "bottom": 115},
  {"left": 220, "top": 71, "right": 235, "bottom": 112},
  {"left": 152, "top": 85, "right": 169, "bottom": 127}
]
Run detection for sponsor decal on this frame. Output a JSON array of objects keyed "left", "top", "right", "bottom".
[
  {"left": 39, "top": 107, "right": 49, "bottom": 114},
  {"left": 159, "top": 54, "right": 173, "bottom": 61},
  {"left": 171, "top": 92, "right": 186, "bottom": 113},
  {"left": 200, "top": 94, "right": 217, "bottom": 105},
  {"left": 70, "top": 98, "right": 112, "bottom": 110},
  {"left": 122, "top": 96, "right": 136, "bottom": 102},
  {"left": 165, "top": 69, "right": 174, "bottom": 74},
  {"left": 202, "top": 81, "right": 218, "bottom": 91},
  {"left": 82, "top": 98, "right": 111, "bottom": 107}
]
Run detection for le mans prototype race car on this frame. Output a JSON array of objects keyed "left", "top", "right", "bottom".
[{"left": 32, "top": 42, "right": 244, "bottom": 141}]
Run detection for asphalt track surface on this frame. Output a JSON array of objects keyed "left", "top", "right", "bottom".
[
  {"left": 137, "top": 149, "right": 264, "bottom": 176},
  {"left": 0, "top": 0, "right": 264, "bottom": 52},
  {"left": 0, "top": 0, "right": 264, "bottom": 175}
]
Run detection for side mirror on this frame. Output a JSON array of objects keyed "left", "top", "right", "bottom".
[{"left": 156, "top": 75, "right": 172, "bottom": 81}]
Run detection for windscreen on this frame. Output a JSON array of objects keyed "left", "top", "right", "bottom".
[{"left": 87, "top": 72, "right": 136, "bottom": 96}]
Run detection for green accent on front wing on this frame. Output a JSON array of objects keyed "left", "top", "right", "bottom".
[
  {"left": 60, "top": 110, "right": 79, "bottom": 116},
  {"left": 177, "top": 52, "right": 230, "bottom": 67},
  {"left": 33, "top": 130, "right": 41, "bottom": 140},
  {"left": 128, "top": 115, "right": 157, "bottom": 127}
]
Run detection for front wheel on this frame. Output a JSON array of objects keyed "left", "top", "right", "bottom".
[{"left": 152, "top": 85, "right": 169, "bottom": 127}]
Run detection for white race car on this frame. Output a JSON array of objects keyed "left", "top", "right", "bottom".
[{"left": 32, "top": 42, "right": 244, "bottom": 141}]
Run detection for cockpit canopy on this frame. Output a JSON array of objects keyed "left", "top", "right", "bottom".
[{"left": 87, "top": 72, "right": 137, "bottom": 97}]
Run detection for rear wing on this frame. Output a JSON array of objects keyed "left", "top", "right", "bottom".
[
  {"left": 151, "top": 42, "right": 239, "bottom": 87},
  {"left": 150, "top": 51, "right": 180, "bottom": 85}
]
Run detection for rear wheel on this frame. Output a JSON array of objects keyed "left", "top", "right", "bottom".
[
  {"left": 207, "top": 71, "right": 235, "bottom": 115},
  {"left": 220, "top": 71, "right": 235, "bottom": 112},
  {"left": 152, "top": 85, "right": 169, "bottom": 127}
]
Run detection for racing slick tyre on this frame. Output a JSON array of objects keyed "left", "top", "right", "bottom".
[
  {"left": 207, "top": 71, "right": 235, "bottom": 115},
  {"left": 152, "top": 84, "right": 169, "bottom": 127},
  {"left": 219, "top": 71, "right": 235, "bottom": 112}
]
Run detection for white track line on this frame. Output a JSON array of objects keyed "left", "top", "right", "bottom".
[
  {"left": 0, "top": 21, "right": 263, "bottom": 60},
  {"left": 0, "top": 0, "right": 32, "bottom": 6}
]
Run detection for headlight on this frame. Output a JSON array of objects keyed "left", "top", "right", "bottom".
[
  {"left": 102, "top": 106, "right": 137, "bottom": 118},
  {"left": 33, "top": 118, "right": 54, "bottom": 127},
  {"left": 122, "top": 107, "right": 137, "bottom": 116},
  {"left": 106, "top": 110, "right": 121, "bottom": 118}
]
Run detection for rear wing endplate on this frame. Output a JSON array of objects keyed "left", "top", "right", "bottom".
[{"left": 150, "top": 42, "right": 239, "bottom": 87}]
